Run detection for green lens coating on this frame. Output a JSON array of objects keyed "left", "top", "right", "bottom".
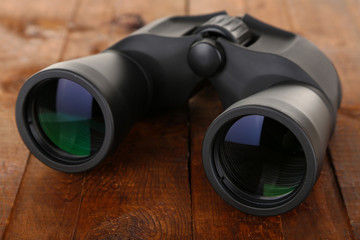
[
  {"left": 222, "top": 115, "right": 306, "bottom": 200},
  {"left": 35, "top": 78, "right": 105, "bottom": 157}
]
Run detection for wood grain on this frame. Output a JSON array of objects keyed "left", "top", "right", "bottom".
[
  {"left": 73, "top": 110, "right": 191, "bottom": 239},
  {"left": 3, "top": 158, "right": 83, "bottom": 239},
  {"left": 0, "top": 0, "right": 78, "bottom": 237},
  {"left": 63, "top": 0, "right": 187, "bottom": 60},
  {"left": 0, "top": 111, "right": 29, "bottom": 237},
  {"left": 330, "top": 1, "right": 360, "bottom": 238},
  {"left": 245, "top": 0, "right": 292, "bottom": 31},
  {"left": 189, "top": 0, "right": 246, "bottom": 15},
  {"left": 285, "top": 0, "right": 360, "bottom": 238},
  {"left": 330, "top": 107, "right": 360, "bottom": 239},
  {"left": 286, "top": 0, "right": 360, "bottom": 106}
]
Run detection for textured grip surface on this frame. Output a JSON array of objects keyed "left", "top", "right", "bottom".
[{"left": 195, "top": 15, "right": 251, "bottom": 43}]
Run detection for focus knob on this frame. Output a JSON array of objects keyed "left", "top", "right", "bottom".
[
  {"left": 188, "top": 38, "right": 224, "bottom": 77},
  {"left": 194, "top": 15, "right": 251, "bottom": 44}
]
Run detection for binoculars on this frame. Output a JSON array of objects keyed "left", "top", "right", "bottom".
[{"left": 16, "top": 12, "right": 341, "bottom": 216}]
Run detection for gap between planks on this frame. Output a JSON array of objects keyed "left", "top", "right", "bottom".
[{"left": 327, "top": 148, "right": 356, "bottom": 240}]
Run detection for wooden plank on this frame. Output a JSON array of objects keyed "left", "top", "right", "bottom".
[
  {"left": 246, "top": 0, "right": 292, "bottom": 30},
  {"left": 63, "top": 0, "right": 189, "bottom": 60},
  {"left": 332, "top": 1, "right": 360, "bottom": 238},
  {"left": 73, "top": 110, "right": 192, "bottom": 239},
  {"left": 2, "top": 158, "right": 83, "bottom": 239},
  {"left": 0, "top": 110, "right": 29, "bottom": 237},
  {"left": 285, "top": 0, "right": 360, "bottom": 106},
  {"left": 61, "top": 0, "right": 117, "bottom": 60},
  {"left": 188, "top": 86, "right": 284, "bottom": 239},
  {"left": 0, "top": 0, "right": 79, "bottom": 70},
  {"left": 344, "top": 0, "right": 360, "bottom": 32},
  {"left": 113, "top": 0, "right": 186, "bottom": 23},
  {"left": 4, "top": 0, "right": 192, "bottom": 239},
  {"left": 0, "top": 0, "right": 78, "bottom": 237},
  {"left": 0, "top": 0, "right": 77, "bottom": 22},
  {"left": 330, "top": 108, "right": 360, "bottom": 239},
  {"left": 189, "top": 0, "right": 246, "bottom": 15},
  {"left": 286, "top": 0, "right": 360, "bottom": 238}
]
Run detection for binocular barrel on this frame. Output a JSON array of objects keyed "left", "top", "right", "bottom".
[
  {"left": 16, "top": 50, "right": 151, "bottom": 172},
  {"left": 203, "top": 83, "right": 333, "bottom": 215},
  {"left": 15, "top": 12, "right": 341, "bottom": 216}
]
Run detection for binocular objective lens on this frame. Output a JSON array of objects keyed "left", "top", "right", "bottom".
[
  {"left": 34, "top": 78, "right": 105, "bottom": 158},
  {"left": 220, "top": 115, "right": 306, "bottom": 202}
]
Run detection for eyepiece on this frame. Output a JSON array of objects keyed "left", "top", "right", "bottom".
[{"left": 202, "top": 84, "right": 334, "bottom": 215}]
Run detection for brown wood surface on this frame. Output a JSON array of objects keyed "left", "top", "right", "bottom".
[{"left": 0, "top": 0, "right": 359, "bottom": 239}]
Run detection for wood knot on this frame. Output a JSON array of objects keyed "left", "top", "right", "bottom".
[{"left": 110, "top": 14, "right": 145, "bottom": 31}]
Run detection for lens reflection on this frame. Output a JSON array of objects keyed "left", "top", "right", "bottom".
[
  {"left": 35, "top": 78, "right": 105, "bottom": 157},
  {"left": 221, "top": 115, "right": 306, "bottom": 200}
]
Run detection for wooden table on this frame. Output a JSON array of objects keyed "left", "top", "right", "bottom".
[{"left": 0, "top": 0, "right": 359, "bottom": 239}]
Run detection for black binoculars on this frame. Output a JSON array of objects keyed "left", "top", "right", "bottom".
[{"left": 16, "top": 12, "right": 341, "bottom": 216}]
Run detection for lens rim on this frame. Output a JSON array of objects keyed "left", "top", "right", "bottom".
[
  {"left": 16, "top": 69, "right": 115, "bottom": 173},
  {"left": 202, "top": 105, "right": 317, "bottom": 216}
]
